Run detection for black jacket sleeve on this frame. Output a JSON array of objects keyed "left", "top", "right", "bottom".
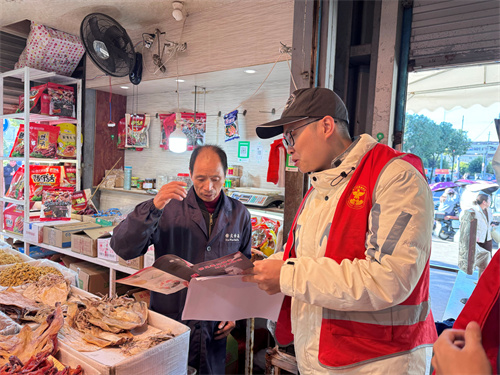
[{"left": 110, "top": 199, "right": 163, "bottom": 260}]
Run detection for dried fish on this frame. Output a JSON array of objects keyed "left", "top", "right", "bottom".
[
  {"left": 0, "top": 287, "right": 42, "bottom": 322},
  {"left": 22, "top": 273, "right": 70, "bottom": 306},
  {"left": 0, "top": 305, "right": 63, "bottom": 366},
  {"left": 120, "top": 331, "right": 176, "bottom": 356}
]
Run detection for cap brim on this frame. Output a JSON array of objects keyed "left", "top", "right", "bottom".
[{"left": 255, "top": 116, "right": 309, "bottom": 139}]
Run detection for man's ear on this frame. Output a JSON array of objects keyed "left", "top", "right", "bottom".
[{"left": 322, "top": 116, "right": 336, "bottom": 138}]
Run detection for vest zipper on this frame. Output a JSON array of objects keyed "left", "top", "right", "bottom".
[{"left": 209, "top": 213, "right": 213, "bottom": 237}]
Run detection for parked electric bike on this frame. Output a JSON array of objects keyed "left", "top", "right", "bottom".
[{"left": 434, "top": 203, "right": 461, "bottom": 241}]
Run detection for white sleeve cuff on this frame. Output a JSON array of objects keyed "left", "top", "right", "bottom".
[{"left": 280, "top": 259, "right": 295, "bottom": 296}]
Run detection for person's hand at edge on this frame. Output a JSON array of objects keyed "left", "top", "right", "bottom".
[
  {"left": 153, "top": 181, "right": 187, "bottom": 210},
  {"left": 214, "top": 321, "right": 235, "bottom": 340},
  {"left": 432, "top": 321, "right": 491, "bottom": 375},
  {"left": 242, "top": 259, "right": 284, "bottom": 295}
]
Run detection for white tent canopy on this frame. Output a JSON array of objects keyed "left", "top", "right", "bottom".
[{"left": 406, "top": 63, "right": 500, "bottom": 112}]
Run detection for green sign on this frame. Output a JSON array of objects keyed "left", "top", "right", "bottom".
[{"left": 238, "top": 141, "right": 250, "bottom": 159}]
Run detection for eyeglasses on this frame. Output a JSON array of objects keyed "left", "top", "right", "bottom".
[{"left": 282, "top": 118, "right": 321, "bottom": 148}]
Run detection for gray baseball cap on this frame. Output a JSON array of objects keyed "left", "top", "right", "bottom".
[{"left": 255, "top": 87, "right": 349, "bottom": 139}]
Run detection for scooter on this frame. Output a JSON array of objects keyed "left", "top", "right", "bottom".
[{"left": 434, "top": 204, "right": 461, "bottom": 241}]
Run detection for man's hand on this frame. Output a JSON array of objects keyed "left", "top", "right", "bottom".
[
  {"left": 242, "top": 259, "right": 284, "bottom": 295},
  {"left": 214, "top": 321, "right": 235, "bottom": 340},
  {"left": 153, "top": 181, "right": 188, "bottom": 210},
  {"left": 432, "top": 321, "right": 491, "bottom": 375}
]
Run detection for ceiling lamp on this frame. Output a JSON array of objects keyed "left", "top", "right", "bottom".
[
  {"left": 169, "top": 112, "right": 188, "bottom": 153},
  {"left": 172, "top": 2, "right": 184, "bottom": 21}
]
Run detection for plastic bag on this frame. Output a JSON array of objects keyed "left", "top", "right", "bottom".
[
  {"left": 56, "top": 123, "right": 76, "bottom": 158},
  {"left": 6, "top": 167, "right": 25, "bottom": 200},
  {"left": 40, "top": 187, "right": 73, "bottom": 221}
]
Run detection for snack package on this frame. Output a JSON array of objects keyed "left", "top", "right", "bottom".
[
  {"left": 3, "top": 204, "right": 25, "bottom": 234},
  {"left": 251, "top": 217, "right": 281, "bottom": 257},
  {"left": 5, "top": 167, "right": 25, "bottom": 200},
  {"left": 28, "top": 123, "right": 59, "bottom": 158},
  {"left": 17, "top": 82, "right": 75, "bottom": 117},
  {"left": 56, "top": 123, "right": 77, "bottom": 158},
  {"left": 9, "top": 124, "right": 26, "bottom": 157},
  {"left": 40, "top": 187, "right": 73, "bottom": 221},
  {"left": 29, "top": 166, "right": 62, "bottom": 201},
  {"left": 61, "top": 166, "right": 76, "bottom": 187},
  {"left": 224, "top": 110, "right": 240, "bottom": 142},
  {"left": 71, "top": 189, "right": 98, "bottom": 216},
  {"left": 9, "top": 123, "right": 60, "bottom": 158}
]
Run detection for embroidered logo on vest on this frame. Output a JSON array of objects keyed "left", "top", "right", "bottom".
[{"left": 346, "top": 185, "right": 367, "bottom": 209}]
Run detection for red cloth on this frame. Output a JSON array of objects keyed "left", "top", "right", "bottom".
[
  {"left": 204, "top": 192, "right": 221, "bottom": 214},
  {"left": 267, "top": 140, "right": 285, "bottom": 184}
]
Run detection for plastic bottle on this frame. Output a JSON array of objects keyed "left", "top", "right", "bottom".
[{"left": 124, "top": 166, "right": 132, "bottom": 190}]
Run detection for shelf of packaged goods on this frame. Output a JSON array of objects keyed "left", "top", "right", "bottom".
[
  {"left": 0, "top": 67, "right": 80, "bottom": 86},
  {"left": 98, "top": 187, "right": 155, "bottom": 196},
  {"left": 247, "top": 208, "right": 284, "bottom": 222},
  {"left": 0, "top": 230, "right": 138, "bottom": 275},
  {"left": 0, "top": 113, "right": 78, "bottom": 124},
  {"left": 0, "top": 197, "right": 25, "bottom": 205},
  {"left": 0, "top": 156, "right": 78, "bottom": 164}
]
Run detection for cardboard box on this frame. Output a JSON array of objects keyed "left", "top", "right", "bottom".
[
  {"left": 97, "top": 237, "right": 118, "bottom": 262},
  {"left": 60, "top": 254, "right": 83, "bottom": 268},
  {"left": 58, "top": 287, "right": 189, "bottom": 375},
  {"left": 118, "top": 255, "right": 144, "bottom": 270},
  {"left": 15, "top": 22, "right": 85, "bottom": 77},
  {"left": 70, "top": 262, "right": 109, "bottom": 296},
  {"left": 71, "top": 226, "right": 115, "bottom": 257},
  {"left": 24, "top": 219, "right": 79, "bottom": 243},
  {"left": 43, "top": 222, "right": 102, "bottom": 248}
]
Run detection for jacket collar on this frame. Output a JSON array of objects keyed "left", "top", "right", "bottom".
[{"left": 308, "top": 134, "right": 378, "bottom": 195}]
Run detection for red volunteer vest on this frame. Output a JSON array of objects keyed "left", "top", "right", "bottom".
[
  {"left": 276, "top": 143, "right": 438, "bottom": 368},
  {"left": 452, "top": 251, "right": 499, "bottom": 373}
]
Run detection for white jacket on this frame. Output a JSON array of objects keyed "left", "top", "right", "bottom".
[
  {"left": 472, "top": 204, "right": 493, "bottom": 243},
  {"left": 275, "top": 134, "right": 434, "bottom": 374}
]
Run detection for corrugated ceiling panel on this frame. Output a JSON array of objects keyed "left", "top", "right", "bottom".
[{"left": 410, "top": 0, "right": 500, "bottom": 70}]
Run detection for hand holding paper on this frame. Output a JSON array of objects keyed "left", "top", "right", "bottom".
[{"left": 242, "top": 259, "right": 285, "bottom": 295}]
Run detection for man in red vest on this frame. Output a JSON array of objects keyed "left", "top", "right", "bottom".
[{"left": 243, "top": 88, "right": 437, "bottom": 374}]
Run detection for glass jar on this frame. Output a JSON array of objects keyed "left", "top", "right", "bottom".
[
  {"left": 143, "top": 178, "right": 154, "bottom": 189},
  {"left": 137, "top": 179, "right": 145, "bottom": 189},
  {"left": 131, "top": 176, "right": 139, "bottom": 188},
  {"left": 176, "top": 173, "right": 192, "bottom": 189}
]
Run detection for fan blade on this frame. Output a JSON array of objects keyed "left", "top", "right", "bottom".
[{"left": 103, "top": 25, "right": 134, "bottom": 75}]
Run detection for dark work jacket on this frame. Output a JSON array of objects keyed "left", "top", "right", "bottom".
[{"left": 110, "top": 188, "right": 252, "bottom": 375}]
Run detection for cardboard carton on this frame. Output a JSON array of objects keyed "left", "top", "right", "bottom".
[
  {"left": 24, "top": 219, "right": 79, "bottom": 243},
  {"left": 71, "top": 226, "right": 116, "bottom": 257},
  {"left": 133, "top": 290, "right": 150, "bottom": 307},
  {"left": 118, "top": 255, "right": 144, "bottom": 270},
  {"left": 58, "top": 287, "right": 189, "bottom": 375},
  {"left": 70, "top": 262, "right": 109, "bottom": 296},
  {"left": 97, "top": 237, "right": 118, "bottom": 262},
  {"left": 43, "top": 222, "right": 102, "bottom": 248}
]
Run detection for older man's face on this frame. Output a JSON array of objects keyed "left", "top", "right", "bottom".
[{"left": 190, "top": 149, "right": 225, "bottom": 202}]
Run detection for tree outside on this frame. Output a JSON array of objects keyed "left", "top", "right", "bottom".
[
  {"left": 402, "top": 114, "right": 472, "bottom": 181},
  {"left": 468, "top": 157, "right": 483, "bottom": 174}
]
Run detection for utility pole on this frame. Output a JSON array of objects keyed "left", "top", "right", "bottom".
[{"left": 482, "top": 131, "right": 490, "bottom": 179}]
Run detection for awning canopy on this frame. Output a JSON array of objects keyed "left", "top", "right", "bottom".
[{"left": 406, "top": 63, "right": 500, "bottom": 112}]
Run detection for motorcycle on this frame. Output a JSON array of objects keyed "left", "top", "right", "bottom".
[{"left": 434, "top": 204, "right": 461, "bottom": 241}]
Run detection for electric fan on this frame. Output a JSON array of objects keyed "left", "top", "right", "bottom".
[{"left": 80, "top": 13, "right": 141, "bottom": 83}]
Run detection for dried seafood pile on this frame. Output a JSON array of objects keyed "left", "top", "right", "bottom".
[
  {"left": 0, "top": 249, "right": 22, "bottom": 266},
  {"left": 0, "top": 351, "right": 82, "bottom": 374},
  {"left": 0, "top": 288, "right": 42, "bottom": 322},
  {"left": 22, "top": 273, "right": 70, "bottom": 307},
  {"left": 0, "top": 263, "right": 62, "bottom": 287},
  {"left": 60, "top": 295, "right": 148, "bottom": 350},
  {"left": 120, "top": 331, "right": 175, "bottom": 356},
  {"left": 0, "top": 305, "right": 63, "bottom": 366}
]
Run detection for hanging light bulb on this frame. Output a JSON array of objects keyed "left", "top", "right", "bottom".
[{"left": 169, "top": 112, "right": 187, "bottom": 153}]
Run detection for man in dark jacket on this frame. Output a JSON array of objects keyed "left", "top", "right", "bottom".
[
  {"left": 111, "top": 145, "right": 252, "bottom": 375},
  {"left": 4, "top": 160, "right": 19, "bottom": 194}
]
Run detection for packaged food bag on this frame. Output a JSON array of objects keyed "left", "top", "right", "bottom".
[
  {"left": 40, "top": 187, "right": 73, "bottom": 221},
  {"left": 224, "top": 110, "right": 240, "bottom": 142},
  {"left": 56, "top": 123, "right": 76, "bottom": 158},
  {"left": 6, "top": 167, "right": 25, "bottom": 200},
  {"left": 29, "top": 166, "right": 62, "bottom": 201}
]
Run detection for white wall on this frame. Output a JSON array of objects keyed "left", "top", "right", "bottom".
[{"left": 123, "top": 72, "right": 290, "bottom": 192}]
